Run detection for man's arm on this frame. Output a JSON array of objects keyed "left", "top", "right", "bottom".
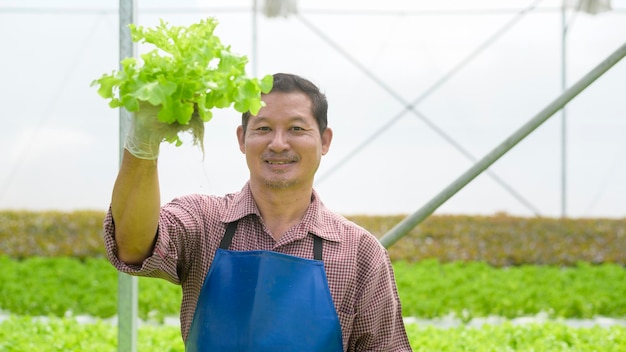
[
  {"left": 111, "top": 149, "right": 161, "bottom": 265},
  {"left": 110, "top": 102, "right": 167, "bottom": 265}
]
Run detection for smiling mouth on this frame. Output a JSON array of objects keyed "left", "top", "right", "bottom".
[{"left": 266, "top": 160, "right": 295, "bottom": 165}]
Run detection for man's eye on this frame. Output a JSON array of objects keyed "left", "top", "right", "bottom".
[
  {"left": 256, "top": 126, "right": 271, "bottom": 131},
  {"left": 292, "top": 126, "right": 304, "bottom": 131}
]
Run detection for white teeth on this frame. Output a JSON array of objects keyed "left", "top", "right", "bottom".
[{"left": 268, "top": 161, "right": 290, "bottom": 164}]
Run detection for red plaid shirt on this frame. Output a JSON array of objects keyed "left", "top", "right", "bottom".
[{"left": 103, "top": 182, "right": 412, "bottom": 351}]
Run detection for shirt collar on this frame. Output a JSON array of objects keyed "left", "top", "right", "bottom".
[
  {"left": 221, "top": 182, "right": 260, "bottom": 223},
  {"left": 300, "top": 189, "right": 342, "bottom": 243},
  {"left": 221, "top": 182, "right": 341, "bottom": 243}
]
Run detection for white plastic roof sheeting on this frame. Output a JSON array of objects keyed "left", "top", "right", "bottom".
[{"left": 0, "top": 0, "right": 625, "bottom": 217}]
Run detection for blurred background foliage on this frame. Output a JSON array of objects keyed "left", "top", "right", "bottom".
[{"left": 1, "top": 210, "right": 624, "bottom": 266}]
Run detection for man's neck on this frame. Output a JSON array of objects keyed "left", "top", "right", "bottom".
[{"left": 250, "top": 182, "right": 313, "bottom": 241}]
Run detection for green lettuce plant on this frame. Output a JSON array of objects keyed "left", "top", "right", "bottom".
[{"left": 91, "top": 18, "right": 273, "bottom": 148}]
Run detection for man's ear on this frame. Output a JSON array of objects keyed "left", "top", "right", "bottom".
[
  {"left": 236, "top": 125, "right": 245, "bottom": 154},
  {"left": 321, "top": 127, "right": 333, "bottom": 155}
]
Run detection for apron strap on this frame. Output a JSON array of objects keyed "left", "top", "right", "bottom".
[
  {"left": 219, "top": 221, "right": 238, "bottom": 249},
  {"left": 219, "top": 221, "right": 323, "bottom": 261},
  {"left": 313, "top": 235, "right": 323, "bottom": 261}
]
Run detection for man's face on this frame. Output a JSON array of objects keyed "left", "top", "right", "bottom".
[{"left": 237, "top": 91, "right": 332, "bottom": 191}]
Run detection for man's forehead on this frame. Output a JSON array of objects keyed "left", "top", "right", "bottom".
[
  {"left": 248, "top": 115, "right": 310, "bottom": 124},
  {"left": 261, "top": 90, "right": 311, "bottom": 103}
]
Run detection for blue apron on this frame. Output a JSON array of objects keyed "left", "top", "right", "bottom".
[{"left": 186, "top": 221, "right": 344, "bottom": 351}]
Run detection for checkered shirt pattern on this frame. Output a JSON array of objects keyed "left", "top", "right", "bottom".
[{"left": 103, "top": 182, "right": 412, "bottom": 351}]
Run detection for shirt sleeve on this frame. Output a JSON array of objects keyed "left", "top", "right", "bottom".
[
  {"left": 348, "top": 237, "right": 413, "bottom": 351},
  {"left": 102, "top": 206, "right": 183, "bottom": 285}
]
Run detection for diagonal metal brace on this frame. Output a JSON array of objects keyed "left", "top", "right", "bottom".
[{"left": 380, "top": 41, "right": 626, "bottom": 248}]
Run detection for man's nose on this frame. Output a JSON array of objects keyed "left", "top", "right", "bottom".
[{"left": 268, "top": 130, "right": 290, "bottom": 152}]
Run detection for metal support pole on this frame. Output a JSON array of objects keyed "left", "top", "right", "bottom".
[
  {"left": 118, "top": 1, "right": 138, "bottom": 351},
  {"left": 252, "top": 0, "right": 258, "bottom": 77},
  {"left": 379, "top": 41, "right": 626, "bottom": 248},
  {"left": 561, "top": 4, "right": 568, "bottom": 218}
]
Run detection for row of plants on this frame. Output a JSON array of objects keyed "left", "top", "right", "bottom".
[
  {"left": 2, "top": 211, "right": 625, "bottom": 350},
  {"left": 0, "top": 210, "right": 105, "bottom": 259},
  {"left": 349, "top": 213, "right": 626, "bottom": 265},
  {"left": 394, "top": 260, "right": 626, "bottom": 320},
  {"left": 0, "top": 316, "right": 183, "bottom": 352},
  {"left": 2, "top": 256, "right": 625, "bottom": 321},
  {"left": 1, "top": 210, "right": 624, "bottom": 265},
  {"left": 0, "top": 256, "right": 180, "bottom": 322},
  {"left": 2, "top": 315, "right": 626, "bottom": 351}
]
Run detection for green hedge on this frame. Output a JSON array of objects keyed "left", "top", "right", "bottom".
[
  {"left": 0, "top": 210, "right": 106, "bottom": 259},
  {"left": 350, "top": 214, "right": 626, "bottom": 266},
  {"left": 1, "top": 210, "right": 625, "bottom": 266},
  {"left": 2, "top": 257, "right": 626, "bottom": 321}
]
